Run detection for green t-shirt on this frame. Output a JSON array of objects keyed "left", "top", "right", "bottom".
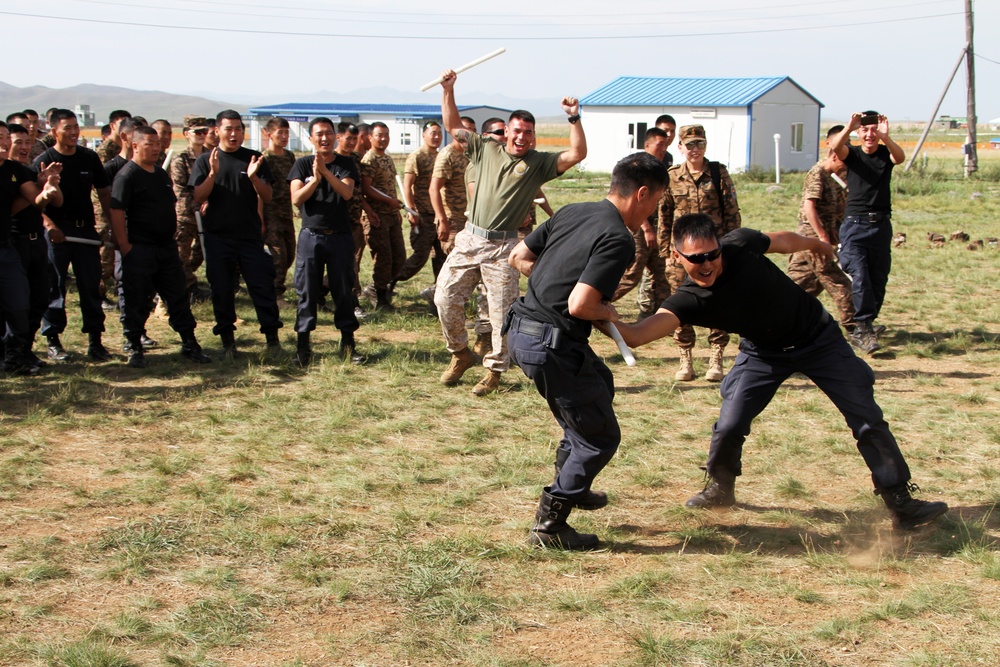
[{"left": 465, "top": 133, "right": 560, "bottom": 233}]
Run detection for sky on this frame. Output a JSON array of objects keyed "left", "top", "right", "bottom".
[{"left": 3, "top": 0, "right": 999, "bottom": 123}]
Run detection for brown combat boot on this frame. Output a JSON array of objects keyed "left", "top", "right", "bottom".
[
  {"left": 440, "top": 348, "right": 476, "bottom": 386},
  {"left": 472, "top": 332, "right": 492, "bottom": 358},
  {"left": 685, "top": 471, "right": 737, "bottom": 508},
  {"left": 471, "top": 369, "right": 501, "bottom": 396},
  {"left": 675, "top": 347, "right": 695, "bottom": 381},
  {"left": 705, "top": 343, "right": 726, "bottom": 382}
]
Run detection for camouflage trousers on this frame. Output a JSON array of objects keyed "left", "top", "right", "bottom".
[
  {"left": 613, "top": 225, "right": 670, "bottom": 312},
  {"left": 364, "top": 209, "right": 405, "bottom": 290},
  {"left": 396, "top": 210, "right": 444, "bottom": 283},
  {"left": 352, "top": 220, "right": 365, "bottom": 296},
  {"left": 175, "top": 216, "right": 204, "bottom": 290},
  {"left": 441, "top": 216, "right": 467, "bottom": 255},
  {"left": 265, "top": 214, "right": 296, "bottom": 294},
  {"left": 95, "top": 219, "right": 116, "bottom": 298},
  {"left": 787, "top": 223, "right": 855, "bottom": 330},
  {"left": 441, "top": 218, "right": 490, "bottom": 334},
  {"left": 433, "top": 230, "right": 518, "bottom": 372},
  {"left": 666, "top": 259, "right": 730, "bottom": 349}
]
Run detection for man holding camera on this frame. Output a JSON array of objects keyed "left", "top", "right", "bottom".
[{"left": 829, "top": 112, "right": 904, "bottom": 355}]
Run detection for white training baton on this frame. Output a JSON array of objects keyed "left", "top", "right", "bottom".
[
  {"left": 161, "top": 149, "right": 173, "bottom": 170},
  {"left": 64, "top": 236, "right": 113, "bottom": 248},
  {"left": 608, "top": 323, "right": 637, "bottom": 367},
  {"left": 419, "top": 48, "right": 507, "bottom": 92}
]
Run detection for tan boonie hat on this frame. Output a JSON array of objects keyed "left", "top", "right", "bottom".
[
  {"left": 678, "top": 125, "right": 706, "bottom": 142},
  {"left": 183, "top": 115, "right": 210, "bottom": 131}
]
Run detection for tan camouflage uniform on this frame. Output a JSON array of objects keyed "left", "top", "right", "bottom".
[
  {"left": 361, "top": 149, "right": 404, "bottom": 290},
  {"left": 787, "top": 161, "right": 855, "bottom": 330},
  {"left": 95, "top": 139, "right": 120, "bottom": 163},
  {"left": 396, "top": 144, "right": 443, "bottom": 282},
  {"left": 349, "top": 150, "right": 367, "bottom": 296},
  {"left": 170, "top": 147, "right": 205, "bottom": 290},
  {"left": 432, "top": 143, "right": 469, "bottom": 254},
  {"left": 263, "top": 147, "right": 297, "bottom": 295},
  {"left": 657, "top": 159, "right": 741, "bottom": 350},
  {"left": 93, "top": 139, "right": 120, "bottom": 299}
]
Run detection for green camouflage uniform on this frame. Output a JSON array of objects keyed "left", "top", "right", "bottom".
[
  {"left": 787, "top": 161, "right": 855, "bottom": 330},
  {"left": 361, "top": 149, "right": 404, "bottom": 290},
  {"left": 349, "top": 150, "right": 367, "bottom": 297},
  {"left": 29, "top": 139, "right": 47, "bottom": 162},
  {"left": 431, "top": 143, "right": 469, "bottom": 254},
  {"left": 262, "top": 148, "right": 297, "bottom": 295},
  {"left": 657, "top": 160, "right": 741, "bottom": 350},
  {"left": 91, "top": 141, "right": 118, "bottom": 298},
  {"left": 96, "top": 139, "right": 121, "bottom": 164},
  {"left": 170, "top": 147, "right": 205, "bottom": 290},
  {"left": 396, "top": 144, "right": 442, "bottom": 282}
]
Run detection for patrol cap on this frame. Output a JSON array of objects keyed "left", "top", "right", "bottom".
[
  {"left": 183, "top": 115, "right": 210, "bottom": 131},
  {"left": 678, "top": 125, "right": 706, "bottom": 142}
]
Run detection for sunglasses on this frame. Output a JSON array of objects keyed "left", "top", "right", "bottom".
[
  {"left": 684, "top": 139, "right": 707, "bottom": 150},
  {"left": 676, "top": 246, "right": 722, "bottom": 264},
  {"left": 485, "top": 129, "right": 505, "bottom": 137},
  {"left": 192, "top": 129, "right": 208, "bottom": 135}
]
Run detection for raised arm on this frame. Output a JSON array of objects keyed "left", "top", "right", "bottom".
[
  {"left": 830, "top": 114, "right": 860, "bottom": 161},
  {"left": 439, "top": 70, "right": 473, "bottom": 143},
  {"left": 555, "top": 97, "right": 586, "bottom": 174},
  {"left": 876, "top": 115, "right": 905, "bottom": 165}
]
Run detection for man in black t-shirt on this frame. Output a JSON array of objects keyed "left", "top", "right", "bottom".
[
  {"left": 190, "top": 109, "right": 282, "bottom": 358},
  {"left": 33, "top": 109, "right": 115, "bottom": 362},
  {"left": 830, "top": 111, "right": 905, "bottom": 355},
  {"left": 612, "top": 214, "right": 948, "bottom": 531},
  {"left": 288, "top": 119, "right": 363, "bottom": 367},
  {"left": 506, "top": 152, "right": 667, "bottom": 550},
  {"left": 110, "top": 127, "right": 212, "bottom": 369}
]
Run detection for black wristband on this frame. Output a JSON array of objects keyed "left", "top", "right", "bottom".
[{"left": 567, "top": 114, "right": 580, "bottom": 124}]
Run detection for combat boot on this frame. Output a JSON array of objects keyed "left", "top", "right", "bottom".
[
  {"left": 220, "top": 331, "right": 238, "bottom": 360},
  {"left": 375, "top": 288, "right": 394, "bottom": 311},
  {"left": 339, "top": 331, "right": 365, "bottom": 365},
  {"left": 180, "top": 330, "right": 212, "bottom": 364},
  {"left": 705, "top": 344, "right": 726, "bottom": 382},
  {"left": 471, "top": 369, "right": 501, "bottom": 396},
  {"left": 877, "top": 482, "right": 948, "bottom": 530},
  {"left": 553, "top": 446, "right": 608, "bottom": 511},
  {"left": 675, "top": 347, "right": 695, "bottom": 381},
  {"left": 472, "top": 332, "right": 492, "bottom": 358},
  {"left": 850, "top": 321, "right": 881, "bottom": 355},
  {"left": 265, "top": 330, "right": 282, "bottom": 357},
  {"left": 440, "top": 347, "right": 476, "bottom": 386},
  {"left": 685, "top": 470, "right": 737, "bottom": 508},
  {"left": 87, "top": 333, "right": 112, "bottom": 362},
  {"left": 529, "top": 488, "right": 600, "bottom": 550},
  {"left": 47, "top": 334, "right": 70, "bottom": 362},
  {"left": 123, "top": 337, "right": 146, "bottom": 368},
  {"left": 295, "top": 332, "right": 312, "bottom": 367}
]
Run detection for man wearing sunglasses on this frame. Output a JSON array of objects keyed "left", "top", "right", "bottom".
[
  {"left": 170, "top": 115, "right": 211, "bottom": 303},
  {"left": 609, "top": 214, "right": 948, "bottom": 531},
  {"left": 658, "top": 125, "right": 741, "bottom": 383}
]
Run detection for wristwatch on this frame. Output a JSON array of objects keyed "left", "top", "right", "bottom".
[{"left": 567, "top": 114, "right": 580, "bottom": 124}]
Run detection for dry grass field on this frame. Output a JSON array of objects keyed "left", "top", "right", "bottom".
[{"left": 1, "top": 148, "right": 999, "bottom": 666}]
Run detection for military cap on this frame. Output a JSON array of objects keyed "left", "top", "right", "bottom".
[
  {"left": 678, "top": 125, "right": 706, "bottom": 142},
  {"left": 183, "top": 115, "right": 210, "bottom": 131}
]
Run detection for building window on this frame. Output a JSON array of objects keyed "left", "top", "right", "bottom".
[
  {"left": 400, "top": 132, "right": 412, "bottom": 148},
  {"left": 790, "top": 122, "right": 804, "bottom": 153},
  {"left": 627, "top": 122, "right": 649, "bottom": 150}
]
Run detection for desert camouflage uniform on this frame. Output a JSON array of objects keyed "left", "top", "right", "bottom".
[
  {"left": 349, "top": 150, "right": 367, "bottom": 296},
  {"left": 613, "top": 205, "right": 670, "bottom": 309},
  {"left": 432, "top": 143, "right": 469, "bottom": 254},
  {"left": 396, "top": 145, "right": 442, "bottom": 282},
  {"left": 787, "top": 161, "right": 855, "bottom": 330},
  {"left": 262, "top": 148, "right": 297, "bottom": 295},
  {"left": 657, "top": 160, "right": 741, "bottom": 350},
  {"left": 361, "top": 149, "right": 404, "bottom": 290},
  {"left": 170, "top": 147, "right": 205, "bottom": 290}
]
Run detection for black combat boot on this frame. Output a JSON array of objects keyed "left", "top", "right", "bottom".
[
  {"left": 87, "top": 332, "right": 112, "bottom": 362},
  {"left": 685, "top": 469, "right": 737, "bottom": 508},
  {"left": 264, "top": 330, "right": 282, "bottom": 357},
  {"left": 339, "top": 330, "right": 365, "bottom": 365},
  {"left": 180, "top": 330, "right": 212, "bottom": 364},
  {"left": 553, "top": 445, "right": 608, "bottom": 511},
  {"left": 877, "top": 482, "right": 948, "bottom": 530},
  {"left": 123, "top": 337, "right": 146, "bottom": 368},
  {"left": 47, "top": 334, "right": 70, "bottom": 361},
  {"left": 529, "top": 488, "right": 600, "bottom": 550},
  {"left": 375, "top": 288, "right": 394, "bottom": 311},
  {"left": 296, "top": 332, "right": 312, "bottom": 367},
  {"left": 220, "top": 331, "right": 238, "bottom": 360}
]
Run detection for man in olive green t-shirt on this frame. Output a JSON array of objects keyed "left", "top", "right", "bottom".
[{"left": 434, "top": 68, "right": 587, "bottom": 396}]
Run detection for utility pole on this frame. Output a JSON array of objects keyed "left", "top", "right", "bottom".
[{"left": 964, "top": 0, "right": 977, "bottom": 177}]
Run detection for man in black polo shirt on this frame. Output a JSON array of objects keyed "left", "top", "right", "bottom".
[
  {"left": 506, "top": 152, "right": 668, "bottom": 550},
  {"left": 190, "top": 109, "right": 282, "bottom": 358},
  {"left": 830, "top": 111, "right": 905, "bottom": 354},
  {"left": 33, "top": 109, "right": 114, "bottom": 362},
  {"left": 612, "top": 214, "right": 948, "bottom": 531},
  {"left": 1, "top": 121, "right": 63, "bottom": 374},
  {"left": 288, "top": 119, "right": 363, "bottom": 366},
  {"left": 109, "top": 127, "right": 212, "bottom": 368}
]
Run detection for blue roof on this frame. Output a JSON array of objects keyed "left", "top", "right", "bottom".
[
  {"left": 247, "top": 103, "right": 495, "bottom": 117},
  {"left": 580, "top": 76, "right": 822, "bottom": 108}
]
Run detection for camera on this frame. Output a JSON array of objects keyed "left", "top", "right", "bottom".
[{"left": 859, "top": 112, "right": 879, "bottom": 126}]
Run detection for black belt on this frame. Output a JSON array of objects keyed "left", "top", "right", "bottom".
[
  {"left": 506, "top": 313, "right": 569, "bottom": 350},
  {"left": 467, "top": 224, "right": 518, "bottom": 240},
  {"left": 845, "top": 212, "right": 889, "bottom": 223},
  {"left": 306, "top": 228, "right": 336, "bottom": 235},
  {"left": 13, "top": 232, "right": 41, "bottom": 241}
]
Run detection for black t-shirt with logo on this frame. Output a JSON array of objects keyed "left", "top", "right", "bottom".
[
  {"left": 288, "top": 154, "right": 359, "bottom": 233},
  {"left": 110, "top": 161, "right": 178, "bottom": 245},
  {"left": 33, "top": 146, "right": 109, "bottom": 229},
  {"left": 0, "top": 159, "right": 36, "bottom": 242},
  {"left": 189, "top": 146, "right": 272, "bottom": 240}
]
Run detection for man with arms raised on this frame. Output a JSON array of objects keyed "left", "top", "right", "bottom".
[
  {"left": 611, "top": 214, "right": 948, "bottom": 531},
  {"left": 435, "top": 68, "right": 587, "bottom": 396}
]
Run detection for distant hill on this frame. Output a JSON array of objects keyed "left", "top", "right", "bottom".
[{"left": 0, "top": 82, "right": 243, "bottom": 125}]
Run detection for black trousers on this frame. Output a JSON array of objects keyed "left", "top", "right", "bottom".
[
  {"left": 11, "top": 235, "right": 50, "bottom": 340},
  {"left": 119, "top": 242, "right": 197, "bottom": 341},
  {"left": 839, "top": 215, "right": 892, "bottom": 323},
  {"left": 1, "top": 245, "right": 31, "bottom": 363},
  {"left": 43, "top": 230, "right": 106, "bottom": 335},
  {"left": 293, "top": 228, "right": 359, "bottom": 334},
  {"left": 203, "top": 233, "right": 282, "bottom": 336},
  {"left": 508, "top": 314, "right": 621, "bottom": 501},
  {"left": 707, "top": 319, "right": 910, "bottom": 490}
]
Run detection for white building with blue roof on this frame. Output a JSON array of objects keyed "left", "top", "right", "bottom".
[
  {"left": 245, "top": 103, "right": 511, "bottom": 153},
  {"left": 579, "top": 76, "right": 823, "bottom": 174}
]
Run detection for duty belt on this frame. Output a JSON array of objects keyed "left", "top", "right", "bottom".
[
  {"left": 466, "top": 224, "right": 518, "bottom": 240},
  {"left": 846, "top": 212, "right": 889, "bottom": 223},
  {"left": 505, "top": 312, "right": 568, "bottom": 350}
]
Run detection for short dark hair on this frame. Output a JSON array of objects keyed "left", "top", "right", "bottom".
[
  {"left": 109, "top": 109, "right": 131, "bottom": 124},
  {"left": 508, "top": 110, "right": 535, "bottom": 126},
  {"left": 0, "top": 121, "right": 7, "bottom": 131},
  {"left": 481, "top": 117, "right": 504, "bottom": 133},
  {"left": 422, "top": 120, "right": 440, "bottom": 131},
  {"left": 336, "top": 121, "right": 359, "bottom": 135},
  {"left": 644, "top": 127, "right": 667, "bottom": 144},
  {"left": 826, "top": 125, "right": 844, "bottom": 138},
  {"left": 151, "top": 119, "right": 171, "bottom": 128},
  {"left": 132, "top": 126, "right": 159, "bottom": 140},
  {"left": 216, "top": 109, "right": 244, "bottom": 128},
  {"left": 205, "top": 118, "right": 217, "bottom": 128},
  {"left": 356, "top": 123, "right": 370, "bottom": 133},
  {"left": 265, "top": 117, "right": 290, "bottom": 132},
  {"left": 369, "top": 121, "right": 389, "bottom": 132},
  {"left": 45, "top": 107, "right": 58, "bottom": 120},
  {"left": 119, "top": 117, "right": 143, "bottom": 136},
  {"left": 655, "top": 114, "right": 676, "bottom": 127},
  {"left": 23, "top": 109, "right": 39, "bottom": 118},
  {"left": 132, "top": 116, "right": 148, "bottom": 126},
  {"left": 609, "top": 151, "right": 668, "bottom": 198},
  {"left": 672, "top": 213, "right": 718, "bottom": 249},
  {"left": 6, "top": 112, "right": 28, "bottom": 124},
  {"left": 8, "top": 123, "right": 28, "bottom": 136},
  {"left": 51, "top": 109, "right": 77, "bottom": 125},
  {"left": 307, "top": 117, "right": 334, "bottom": 134},
  {"left": 101, "top": 124, "right": 113, "bottom": 138},
  {"left": 460, "top": 116, "right": 475, "bottom": 127}
]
